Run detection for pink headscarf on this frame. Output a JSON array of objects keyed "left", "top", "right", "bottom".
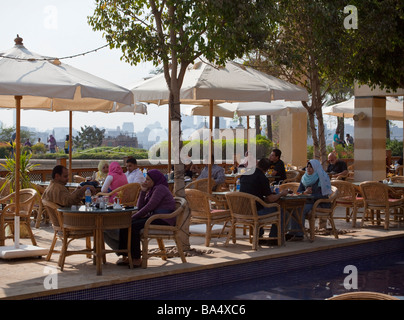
[{"left": 108, "top": 162, "right": 128, "bottom": 199}]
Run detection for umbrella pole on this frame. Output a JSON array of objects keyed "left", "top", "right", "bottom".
[
  {"left": 0, "top": 96, "right": 48, "bottom": 259},
  {"left": 247, "top": 116, "right": 250, "bottom": 153},
  {"left": 14, "top": 96, "right": 22, "bottom": 248},
  {"left": 69, "top": 111, "right": 73, "bottom": 182},
  {"left": 208, "top": 99, "right": 213, "bottom": 193}
]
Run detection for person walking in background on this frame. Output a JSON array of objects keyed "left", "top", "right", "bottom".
[
  {"left": 64, "top": 135, "right": 70, "bottom": 154},
  {"left": 48, "top": 134, "right": 57, "bottom": 153},
  {"left": 333, "top": 129, "right": 345, "bottom": 149},
  {"left": 345, "top": 133, "right": 354, "bottom": 146}
]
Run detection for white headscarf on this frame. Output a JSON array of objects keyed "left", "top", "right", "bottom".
[{"left": 306, "top": 159, "right": 332, "bottom": 196}]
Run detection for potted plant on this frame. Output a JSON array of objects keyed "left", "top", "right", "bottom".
[{"left": 0, "top": 142, "right": 39, "bottom": 195}]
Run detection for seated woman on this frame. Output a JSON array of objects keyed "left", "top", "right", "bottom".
[
  {"left": 287, "top": 159, "right": 332, "bottom": 241},
  {"left": 93, "top": 160, "right": 109, "bottom": 183},
  {"left": 117, "top": 169, "right": 176, "bottom": 267},
  {"left": 101, "top": 161, "right": 128, "bottom": 202}
]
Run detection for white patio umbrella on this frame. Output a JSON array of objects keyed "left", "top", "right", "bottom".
[
  {"left": 0, "top": 35, "right": 134, "bottom": 259},
  {"left": 323, "top": 97, "right": 403, "bottom": 120},
  {"left": 132, "top": 59, "right": 308, "bottom": 192},
  {"left": 185, "top": 100, "right": 306, "bottom": 118}
]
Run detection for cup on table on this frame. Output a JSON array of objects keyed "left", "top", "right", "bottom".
[{"left": 229, "top": 184, "right": 235, "bottom": 192}]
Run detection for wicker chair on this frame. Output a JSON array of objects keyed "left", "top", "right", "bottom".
[
  {"left": 331, "top": 180, "right": 364, "bottom": 227},
  {"left": 73, "top": 175, "right": 86, "bottom": 183},
  {"left": 282, "top": 170, "right": 301, "bottom": 183},
  {"left": 42, "top": 200, "right": 93, "bottom": 268},
  {"left": 0, "top": 188, "right": 38, "bottom": 246},
  {"left": 185, "top": 178, "right": 217, "bottom": 192},
  {"left": 307, "top": 186, "right": 339, "bottom": 241},
  {"left": 328, "top": 291, "right": 400, "bottom": 300},
  {"left": 140, "top": 197, "right": 188, "bottom": 268},
  {"left": 279, "top": 182, "right": 300, "bottom": 194},
  {"left": 359, "top": 181, "right": 403, "bottom": 230},
  {"left": 225, "top": 191, "right": 281, "bottom": 250},
  {"left": 96, "top": 183, "right": 141, "bottom": 205},
  {"left": 391, "top": 175, "right": 404, "bottom": 183},
  {"left": 185, "top": 189, "right": 232, "bottom": 247},
  {"left": 30, "top": 183, "right": 48, "bottom": 228}
]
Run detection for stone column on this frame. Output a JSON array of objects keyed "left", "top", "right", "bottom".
[
  {"left": 279, "top": 112, "right": 307, "bottom": 167},
  {"left": 354, "top": 96, "right": 386, "bottom": 181}
]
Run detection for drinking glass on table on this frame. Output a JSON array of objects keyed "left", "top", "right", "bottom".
[{"left": 229, "top": 184, "right": 235, "bottom": 192}]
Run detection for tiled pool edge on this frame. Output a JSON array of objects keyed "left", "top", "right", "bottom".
[{"left": 32, "top": 234, "right": 404, "bottom": 300}]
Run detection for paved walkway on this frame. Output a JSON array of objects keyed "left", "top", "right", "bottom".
[{"left": 1, "top": 208, "right": 403, "bottom": 299}]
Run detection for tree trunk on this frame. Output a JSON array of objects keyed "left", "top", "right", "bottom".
[
  {"left": 167, "top": 67, "right": 190, "bottom": 250},
  {"left": 266, "top": 115, "right": 272, "bottom": 141},
  {"left": 255, "top": 115, "right": 261, "bottom": 136}
]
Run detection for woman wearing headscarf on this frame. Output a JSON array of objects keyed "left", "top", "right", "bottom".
[
  {"left": 101, "top": 161, "right": 128, "bottom": 202},
  {"left": 287, "top": 159, "right": 332, "bottom": 241},
  {"left": 117, "top": 169, "right": 175, "bottom": 267},
  {"left": 94, "top": 160, "right": 109, "bottom": 182}
]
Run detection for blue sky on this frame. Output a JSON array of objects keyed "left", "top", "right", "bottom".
[{"left": 0, "top": 0, "right": 167, "bottom": 132}]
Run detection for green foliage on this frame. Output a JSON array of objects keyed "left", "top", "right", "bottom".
[
  {"left": 387, "top": 139, "right": 403, "bottom": 157},
  {"left": 88, "top": 0, "right": 276, "bottom": 67},
  {"left": 342, "top": 0, "right": 404, "bottom": 90},
  {"left": 0, "top": 143, "right": 39, "bottom": 194},
  {"left": 73, "top": 125, "right": 105, "bottom": 149},
  {"left": 30, "top": 146, "right": 149, "bottom": 160}
]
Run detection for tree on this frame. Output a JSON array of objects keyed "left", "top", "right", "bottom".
[
  {"left": 89, "top": 0, "right": 275, "bottom": 249},
  {"left": 342, "top": 0, "right": 404, "bottom": 91},
  {"left": 73, "top": 125, "right": 105, "bottom": 149},
  {"left": 247, "top": 0, "right": 353, "bottom": 164}
]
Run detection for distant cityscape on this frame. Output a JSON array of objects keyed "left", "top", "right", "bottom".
[{"left": 1, "top": 114, "right": 402, "bottom": 150}]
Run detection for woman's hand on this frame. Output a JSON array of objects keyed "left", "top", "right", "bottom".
[
  {"left": 140, "top": 181, "right": 149, "bottom": 192},
  {"left": 303, "top": 186, "right": 312, "bottom": 195}
]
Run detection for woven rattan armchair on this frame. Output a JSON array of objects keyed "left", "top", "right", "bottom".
[
  {"left": 185, "top": 178, "right": 217, "bottom": 192},
  {"left": 308, "top": 186, "right": 339, "bottom": 241},
  {"left": 185, "top": 189, "right": 232, "bottom": 247},
  {"left": 282, "top": 170, "right": 301, "bottom": 183},
  {"left": 140, "top": 197, "right": 188, "bottom": 268},
  {"left": 96, "top": 182, "right": 141, "bottom": 205},
  {"left": 225, "top": 191, "right": 281, "bottom": 250},
  {"left": 331, "top": 180, "right": 364, "bottom": 227},
  {"left": 30, "top": 182, "right": 47, "bottom": 228},
  {"left": 42, "top": 199, "right": 93, "bottom": 269},
  {"left": 73, "top": 175, "right": 86, "bottom": 183},
  {"left": 359, "top": 181, "right": 403, "bottom": 229},
  {"left": 0, "top": 188, "right": 38, "bottom": 246},
  {"left": 327, "top": 291, "right": 400, "bottom": 300},
  {"left": 279, "top": 182, "right": 300, "bottom": 194}
]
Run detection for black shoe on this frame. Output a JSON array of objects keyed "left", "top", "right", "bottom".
[
  {"left": 259, "top": 239, "right": 279, "bottom": 246},
  {"left": 288, "top": 235, "right": 304, "bottom": 242}
]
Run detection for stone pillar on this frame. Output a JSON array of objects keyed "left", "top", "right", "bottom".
[
  {"left": 279, "top": 112, "right": 307, "bottom": 167},
  {"left": 354, "top": 96, "right": 386, "bottom": 181}
]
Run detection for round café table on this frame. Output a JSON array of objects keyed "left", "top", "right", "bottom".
[{"left": 58, "top": 205, "right": 137, "bottom": 275}]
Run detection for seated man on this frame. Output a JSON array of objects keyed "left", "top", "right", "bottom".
[
  {"left": 240, "top": 158, "right": 288, "bottom": 245},
  {"left": 125, "top": 157, "right": 145, "bottom": 184},
  {"left": 197, "top": 156, "right": 225, "bottom": 190},
  {"left": 326, "top": 152, "right": 348, "bottom": 179},
  {"left": 268, "top": 148, "right": 287, "bottom": 183},
  {"left": 42, "top": 165, "right": 96, "bottom": 207}
]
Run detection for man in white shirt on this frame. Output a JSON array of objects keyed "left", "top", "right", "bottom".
[{"left": 125, "top": 157, "right": 145, "bottom": 184}]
